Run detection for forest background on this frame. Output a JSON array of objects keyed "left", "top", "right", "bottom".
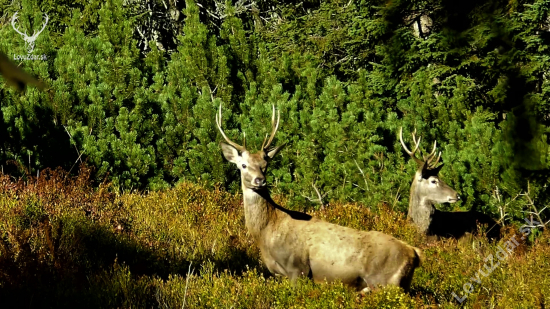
[{"left": 0, "top": 0, "right": 549, "bottom": 220}]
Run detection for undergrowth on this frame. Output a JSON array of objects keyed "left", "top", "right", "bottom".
[{"left": 0, "top": 166, "right": 548, "bottom": 308}]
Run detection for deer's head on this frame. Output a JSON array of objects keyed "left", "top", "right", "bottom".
[
  {"left": 217, "top": 105, "right": 285, "bottom": 190},
  {"left": 399, "top": 127, "right": 460, "bottom": 204}
]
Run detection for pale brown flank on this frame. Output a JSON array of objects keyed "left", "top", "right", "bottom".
[{"left": 217, "top": 105, "right": 423, "bottom": 293}]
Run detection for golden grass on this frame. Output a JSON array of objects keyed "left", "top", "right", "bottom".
[{"left": 0, "top": 166, "right": 548, "bottom": 308}]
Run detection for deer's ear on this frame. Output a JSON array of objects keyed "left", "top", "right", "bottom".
[
  {"left": 432, "top": 163, "right": 444, "bottom": 175},
  {"left": 220, "top": 142, "right": 240, "bottom": 164},
  {"left": 267, "top": 143, "right": 286, "bottom": 159},
  {"left": 420, "top": 162, "right": 444, "bottom": 179},
  {"left": 420, "top": 162, "right": 430, "bottom": 180}
]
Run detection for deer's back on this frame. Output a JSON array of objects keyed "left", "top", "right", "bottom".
[{"left": 259, "top": 213, "right": 420, "bottom": 287}]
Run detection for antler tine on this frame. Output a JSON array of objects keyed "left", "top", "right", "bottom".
[
  {"left": 399, "top": 127, "right": 424, "bottom": 165},
  {"left": 429, "top": 151, "right": 442, "bottom": 167},
  {"left": 216, "top": 104, "right": 246, "bottom": 152},
  {"left": 261, "top": 134, "right": 268, "bottom": 150},
  {"left": 411, "top": 128, "right": 420, "bottom": 147},
  {"left": 261, "top": 105, "right": 280, "bottom": 150},
  {"left": 399, "top": 127, "right": 414, "bottom": 155},
  {"left": 423, "top": 140, "right": 438, "bottom": 161}
]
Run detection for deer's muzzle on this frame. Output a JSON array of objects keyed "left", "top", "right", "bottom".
[
  {"left": 253, "top": 177, "right": 266, "bottom": 187},
  {"left": 448, "top": 194, "right": 460, "bottom": 203}
]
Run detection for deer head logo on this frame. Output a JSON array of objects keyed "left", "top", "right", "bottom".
[{"left": 11, "top": 12, "right": 49, "bottom": 54}]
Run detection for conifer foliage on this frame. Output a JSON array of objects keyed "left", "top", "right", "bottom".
[{"left": 0, "top": 0, "right": 548, "bottom": 222}]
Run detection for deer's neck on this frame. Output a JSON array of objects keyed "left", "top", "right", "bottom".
[
  {"left": 409, "top": 185, "right": 435, "bottom": 234},
  {"left": 242, "top": 185, "right": 276, "bottom": 242}
]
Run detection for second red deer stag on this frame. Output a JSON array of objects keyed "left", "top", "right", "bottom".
[
  {"left": 399, "top": 127, "right": 501, "bottom": 241},
  {"left": 217, "top": 105, "right": 423, "bottom": 293}
]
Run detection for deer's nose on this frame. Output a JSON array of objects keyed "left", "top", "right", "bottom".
[
  {"left": 253, "top": 177, "right": 266, "bottom": 186},
  {"left": 457, "top": 195, "right": 461, "bottom": 200}
]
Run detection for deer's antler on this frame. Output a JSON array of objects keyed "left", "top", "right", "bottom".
[
  {"left": 400, "top": 127, "right": 442, "bottom": 168},
  {"left": 400, "top": 127, "right": 423, "bottom": 166},
  {"left": 424, "top": 140, "right": 441, "bottom": 168},
  {"left": 261, "top": 105, "right": 280, "bottom": 151},
  {"left": 216, "top": 104, "right": 246, "bottom": 152}
]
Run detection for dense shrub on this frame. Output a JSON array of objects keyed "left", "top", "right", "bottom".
[{"left": 0, "top": 0, "right": 548, "bottom": 222}]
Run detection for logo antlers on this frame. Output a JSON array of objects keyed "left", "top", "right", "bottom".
[{"left": 11, "top": 11, "right": 49, "bottom": 54}]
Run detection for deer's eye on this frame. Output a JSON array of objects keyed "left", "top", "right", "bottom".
[
  {"left": 242, "top": 164, "right": 247, "bottom": 169},
  {"left": 431, "top": 180, "right": 437, "bottom": 184}
]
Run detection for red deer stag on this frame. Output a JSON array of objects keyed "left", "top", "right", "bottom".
[
  {"left": 217, "top": 105, "right": 423, "bottom": 292},
  {"left": 399, "top": 127, "right": 501, "bottom": 241}
]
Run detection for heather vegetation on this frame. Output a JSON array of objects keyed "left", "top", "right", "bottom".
[{"left": 0, "top": 168, "right": 548, "bottom": 308}]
